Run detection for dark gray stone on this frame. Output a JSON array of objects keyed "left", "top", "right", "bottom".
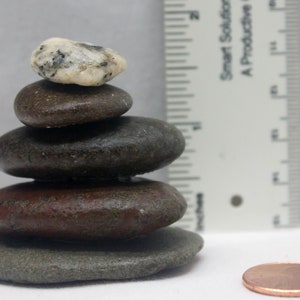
[
  {"left": 0, "top": 178, "right": 186, "bottom": 240},
  {"left": 0, "top": 227, "right": 203, "bottom": 284},
  {"left": 0, "top": 116, "right": 185, "bottom": 181},
  {"left": 14, "top": 80, "right": 133, "bottom": 128}
]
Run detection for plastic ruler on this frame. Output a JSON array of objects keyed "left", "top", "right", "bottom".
[{"left": 164, "top": 0, "right": 300, "bottom": 231}]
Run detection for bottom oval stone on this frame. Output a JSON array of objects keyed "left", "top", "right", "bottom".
[
  {"left": 0, "top": 227, "right": 203, "bottom": 284},
  {"left": 0, "top": 178, "right": 186, "bottom": 240}
]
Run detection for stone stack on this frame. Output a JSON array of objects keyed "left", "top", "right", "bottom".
[{"left": 0, "top": 38, "right": 203, "bottom": 284}]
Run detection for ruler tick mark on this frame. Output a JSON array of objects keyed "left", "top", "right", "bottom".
[
  {"left": 169, "top": 176, "right": 201, "bottom": 181},
  {"left": 165, "top": 3, "right": 186, "bottom": 8},
  {"left": 165, "top": 24, "right": 189, "bottom": 28},
  {"left": 166, "top": 87, "right": 188, "bottom": 91},
  {"left": 167, "top": 107, "right": 191, "bottom": 112},
  {"left": 166, "top": 59, "right": 187, "bottom": 63},
  {"left": 166, "top": 80, "right": 190, "bottom": 84},
  {"left": 166, "top": 66, "right": 198, "bottom": 70},
  {"left": 167, "top": 115, "right": 189, "bottom": 119},
  {"left": 166, "top": 52, "right": 189, "bottom": 56},
  {"left": 171, "top": 163, "right": 193, "bottom": 167},
  {"left": 165, "top": 31, "right": 186, "bottom": 36},
  {"left": 166, "top": 73, "right": 187, "bottom": 77},
  {"left": 166, "top": 38, "right": 193, "bottom": 42},
  {"left": 167, "top": 101, "right": 189, "bottom": 105},
  {"left": 165, "top": 17, "right": 185, "bottom": 21},
  {"left": 167, "top": 94, "right": 194, "bottom": 98},
  {"left": 166, "top": 45, "right": 187, "bottom": 50}
]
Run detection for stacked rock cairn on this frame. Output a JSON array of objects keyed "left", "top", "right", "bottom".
[{"left": 0, "top": 38, "right": 203, "bottom": 284}]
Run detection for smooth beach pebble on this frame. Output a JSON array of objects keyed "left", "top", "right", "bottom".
[
  {"left": 31, "top": 37, "right": 126, "bottom": 86},
  {"left": 0, "top": 116, "right": 185, "bottom": 181},
  {"left": 14, "top": 80, "right": 133, "bottom": 128},
  {"left": 0, "top": 179, "right": 186, "bottom": 240},
  {"left": 0, "top": 227, "right": 203, "bottom": 284}
]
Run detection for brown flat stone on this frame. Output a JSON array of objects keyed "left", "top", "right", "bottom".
[
  {"left": 0, "top": 178, "right": 187, "bottom": 240},
  {"left": 0, "top": 116, "right": 185, "bottom": 181},
  {"left": 14, "top": 80, "right": 132, "bottom": 128}
]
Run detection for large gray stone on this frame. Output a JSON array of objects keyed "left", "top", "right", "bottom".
[
  {"left": 0, "top": 117, "right": 185, "bottom": 181},
  {"left": 0, "top": 227, "right": 203, "bottom": 284}
]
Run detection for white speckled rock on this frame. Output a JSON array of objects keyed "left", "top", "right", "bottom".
[{"left": 31, "top": 37, "right": 126, "bottom": 86}]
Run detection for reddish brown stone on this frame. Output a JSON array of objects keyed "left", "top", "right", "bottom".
[{"left": 0, "top": 178, "right": 186, "bottom": 240}]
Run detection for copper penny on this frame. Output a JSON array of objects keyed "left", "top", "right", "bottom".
[{"left": 243, "top": 262, "right": 300, "bottom": 297}]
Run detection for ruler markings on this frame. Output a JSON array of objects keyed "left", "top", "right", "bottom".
[
  {"left": 166, "top": 80, "right": 190, "bottom": 83},
  {"left": 180, "top": 191, "right": 194, "bottom": 195},
  {"left": 171, "top": 163, "right": 193, "bottom": 167},
  {"left": 166, "top": 94, "right": 194, "bottom": 97},
  {"left": 164, "top": 0, "right": 300, "bottom": 231},
  {"left": 170, "top": 121, "right": 200, "bottom": 126},
  {"left": 167, "top": 103, "right": 189, "bottom": 107},
  {"left": 165, "top": 18, "right": 186, "bottom": 21},
  {"left": 284, "top": 30, "right": 299, "bottom": 34},
  {"left": 169, "top": 170, "right": 190, "bottom": 175},
  {"left": 167, "top": 108, "right": 191, "bottom": 111},
  {"left": 285, "top": 20, "right": 299, "bottom": 25},
  {"left": 272, "top": 95, "right": 288, "bottom": 99},
  {"left": 286, "top": 0, "right": 299, "bottom": 6},
  {"left": 168, "top": 115, "right": 189, "bottom": 120},
  {"left": 166, "top": 52, "right": 189, "bottom": 56},
  {"left": 166, "top": 38, "right": 193, "bottom": 42},
  {"left": 169, "top": 176, "right": 200, "bottom": 181},
  {"left": 166, "top": 74, "right": 188, "bottom": 78},
  {"left": 286, "top": 0, "right": 300, "bottom": 225},
  {"left": 166, "top": 59, "right": 187, "bottom": 63},
  {"left": 182, "top": 149, "right": 197, "bottom": 153},
  {"left": 167, "top": 88, "right": 188, "bottom": 92},
  {"left": 165, "top": 24, "right": 189, "bottom": 28},
  {"left": 165, "top": 44, "right": 186, "bottom": 50},
  {"left": 165, "top": 4, "right": 186, "bottom": 8},
  {"left": 270, "top": 7, "right": 286, "bottom": 11},
  {"left": 166, "top": 66, "right": 198, "bottom": 70},
  {"left": 165, "top": 32, "right": 186, "bottom": 36},
  {"left": 165, "top": 10, "right": 199, "bottom": 14},
  {"left": 174, "top": 186, "right": 189, "bottom": 190}
]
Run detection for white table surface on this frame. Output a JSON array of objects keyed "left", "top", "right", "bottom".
[{"left": 1, "top": 228, "right": 300, "bottom": 300}]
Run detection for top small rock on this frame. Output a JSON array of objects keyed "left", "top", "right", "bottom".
[{"left": 31, "top": 37, "right": 126, "bottom": 86}]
